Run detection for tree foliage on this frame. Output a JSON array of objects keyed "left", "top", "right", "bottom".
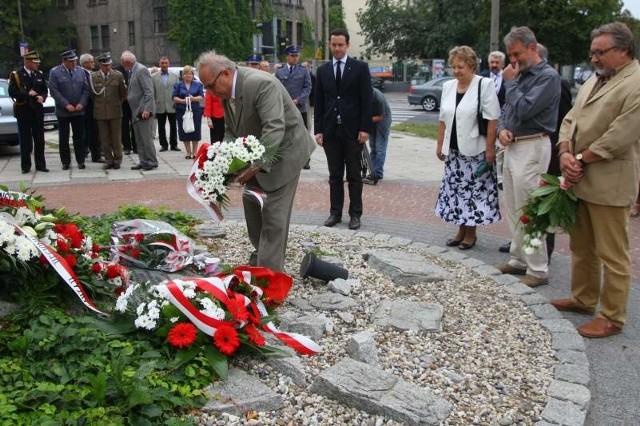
[
  {"left": 0, "top": 0, "right": 76, "bottom": 76},
  {"left": 358, "top": 0, "right": 633, "bottom": 65},
  {"left": 167, "top": 0, "right": 253, "bottom": 64},
  {"left": 330, "top": 0, "right": 347, "bottom": 31}
]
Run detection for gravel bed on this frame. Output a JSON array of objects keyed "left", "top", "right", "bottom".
[{"left": 196, "top": 223, "right": 556, "bottom": 425}]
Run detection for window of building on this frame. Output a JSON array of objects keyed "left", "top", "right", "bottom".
[
  {"left": 101, "top": 25, "right": 110, "bottom": 50},
  {"left": 90, "top": 26, "right": 99, "bottom": 50},
  {"left": 296, "top": 22, "right": 303, "bottom": 46},
  {"left": 154, "top": 7, "right": 168, "bottom": 34},
  {"left": 286, "top": 20, "right": 293, "bottom": 44},
  {"left": 128, "top": 21, "right": 135, "bottom": 46}
]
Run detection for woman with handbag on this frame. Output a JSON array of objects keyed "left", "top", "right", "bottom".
[
  {"left": 435, "top": 46, "right": 501, "bottom": 250},
  {"left": 172, "top": 65, "right": 204, "bottom": 159}
]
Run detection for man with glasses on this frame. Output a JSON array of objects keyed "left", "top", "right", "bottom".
[
  {"left": 196, "top": 50, "right": 315, "bottom": 272},
  {"left": 496, "top": 26, "right": 560, "bottom": 288},
  {"left": 550, "top": 22, "right": 640, "bottom": 338}
]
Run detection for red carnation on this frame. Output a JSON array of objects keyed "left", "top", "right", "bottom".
[
  {"left": 213, "top": 324, "right": 240, "bottom": 355},
  {"left": 56, "top": 238, "right": 69, "bottom": 253},
  {"left": 168, "top": 323, "right": 198, "bottom": 348},
  {"left": 106, "top": 264, "right": 121, "bottom": 279},
  {"left": 244, "top": 324, "right": 266, "bottom": 346},
  {"left": 92, "top": 243, "right": 101, "bottom": 252},
  {"left": 68, "top": 231, "right": 83, "bottom": 249},
  {"left": 65, "top": 254, "right": 77, "bottom": 268},
  {"left": 134, "top": 233, "right": 145, "bottom": 242},
  {"left": 91, "top": 262, "right": 102, "bottom": 274},
  {"left": 130, "top": 247, "right": 141, "bottom": 259},
  {"left": 519, "top": 215, "right": 531, "bottom": 224}
]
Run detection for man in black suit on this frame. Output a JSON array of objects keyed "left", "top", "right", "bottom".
[
  {"left": 314, "top": 28, "right": 373, "bottom": 230},
  {"left": 481, "top": 51, "right": 506, "bottom": 107}
]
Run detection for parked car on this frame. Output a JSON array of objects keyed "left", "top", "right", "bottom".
[
  {"left": 371, "top": 76, "right": 385, "bottom": 91},
  {"left": 407, "top": 76, "right": 454, "bottom": 112},
  {"left": 0, "top": 78, "right": 57, "bottom": 145}
]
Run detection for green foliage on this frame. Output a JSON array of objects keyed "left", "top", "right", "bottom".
[
  {"left": 358, "top": 0, "right": 631, "bottom": 64},
  {"left": 0, "top": 308, "right": 211, "bottom": 424},
  {"left": 391, "top": 122, "right": 439, "bottom": 139},
  {"left": 167, "top": 0, "right": 253, "bottom": 63},
  {"left": 329, "top": 0, "right": 347, "bottom": 32}
]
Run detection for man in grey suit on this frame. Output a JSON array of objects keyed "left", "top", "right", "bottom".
[
  {"left": 121, "top": 51, "right": 157, "bottom": 171},
  {"left": 49, "top": 49, "right": 90, "bottom": 170},
  {"left": 197, "top": 50, "right": 316, "bottom": 272},
  {"left": 152, "top": 56, "right": 180, "bottom": 152}
]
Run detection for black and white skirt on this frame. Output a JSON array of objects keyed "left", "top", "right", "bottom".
[{"left": 435, "top": 149, "right": 501, "bottom": 226}]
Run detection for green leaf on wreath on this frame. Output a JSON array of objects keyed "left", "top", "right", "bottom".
[{"left": 204, "top": 345, "right": 228, "bottom": 380}]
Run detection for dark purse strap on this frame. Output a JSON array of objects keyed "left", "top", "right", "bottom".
[{"left": 477, "top": 77, "right": 482, "bottom": 116}]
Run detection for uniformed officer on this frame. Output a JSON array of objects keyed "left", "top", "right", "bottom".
[{"left": 8, "top": 51, "right": 49, "bottom": 174}]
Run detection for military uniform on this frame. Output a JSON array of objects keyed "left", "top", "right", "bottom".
[{"left": 8, "top": 51, "right": 48, "bottom": 173}]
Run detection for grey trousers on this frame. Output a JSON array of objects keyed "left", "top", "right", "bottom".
[{"left": 132, "top": 117, "right": 158, "bottom": 167}]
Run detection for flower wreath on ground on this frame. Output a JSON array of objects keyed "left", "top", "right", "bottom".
[
  {"left": 187, "top": 135, "right": 278, "bottom": 221},
  {"left": 112, "top": 265, "right": 321, "bottom": 378},
  {"left": 519, "top": 174, "right": 578, "bottom": 254},
  {"left": 0, "top": 187, "right": 128, "bottom": 315}
]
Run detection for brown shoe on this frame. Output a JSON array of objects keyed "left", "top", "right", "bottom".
[
  {"left": 577, "top": 318, "right": 622, "bottom": 338},
  {"left": 550, "top": 298, "right": 595, "bottom": 315},
  {"left": 520, "top": 274, "right": 548, "bottom": 287},
  {"left": 496, "top": 263, "right": 526, "bottom": 275}
]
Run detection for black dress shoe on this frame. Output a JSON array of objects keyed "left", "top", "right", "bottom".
[
  {"left": 103, "top": 164, "right": 114, "bottom": 170},
  {"left": 159, "top": 147, "right": 168, "bottom": 152},
  {"left": 140, "top": 166, "right": 154, "bottom": 171},
  {"left": 22, "top": 169, "right": 30, "bottom": 174},
  {"left": 113, "top": 165, "right": 121, "bottom": 169},
  {"left": 170, "top": 147, "right": 181, "bottom": 151},
  {"left": 324, "top": 215, "right": 342, "bottom": 227},
  {"left": 92, "top": 158, "right": 106, "bottom": 163},
  {"left": 36, "top": 167, "right": 49, "bottom": 172},
  {"left": 499, "top": 242, "right": 511, "bottom": 253},
  {"left": 78, "top": 164, "right": 86, "bottom": 170},
  {"left": 124, "top": 150, "right": 131, "bottom": 155},
  {"left": 348, "top": 216, "right": 361, "bottom": 230},
  {"left": 62, "top": 164, "right": 70, "bottom": 170},
  {"left": 131, "top": 164, "right": 143, "bottom": 170}
]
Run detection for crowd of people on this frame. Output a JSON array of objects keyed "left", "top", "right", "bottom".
[{"left": 8, "top": 22, "right": 638, "bottom": 338}]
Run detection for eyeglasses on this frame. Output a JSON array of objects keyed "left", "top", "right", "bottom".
[
  {"left": 204, "top": 71, "right": 225, "bottom": 91},
  {"left": 588, "top": 46, "right": 616, "bottom": 58}
]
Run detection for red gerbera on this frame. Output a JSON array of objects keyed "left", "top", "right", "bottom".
[
  {"left": 227, "top": 295, "right": 250, "bottom": 322},
  {"left": 213, "top": 324, "right": 240, "bottom": 355},
  {"left": 167, "top": 323, "right": 198, "bottom": 348},
  {"left": 244, "top": 324, "right": 266, "bottom": 346},
  {"left": 106, "top": 264, "right": 121, "bottom": 279}
]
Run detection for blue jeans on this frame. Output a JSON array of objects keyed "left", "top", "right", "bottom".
[{"left": 369, "top": 127, "right": 389, "bottom": 178}]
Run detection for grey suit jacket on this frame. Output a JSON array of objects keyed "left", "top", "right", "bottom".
[
  {"left": 223, "top": 67, "right": 315, "bottom": 192},
  {"left": 152, "top": 71, "right": 179, "bottom": 114},
  {"left": 48, "top": 64, "right": 89, "bottom": 117},
  {"left": 127, "top": 62, "right": 155, "bottom": 122}
]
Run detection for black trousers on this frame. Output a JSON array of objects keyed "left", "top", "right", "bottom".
[
  {"left": 17, "top": 115, "right": 46, "bottom": 172},
  {"left": 208, "top": 116, "right": 225, "bottom": 143},
  {"left": 323, "top": 125, "right": 363, "bottom": 218},
  {"left": 156, "top": 112, "right": 177, "bottom": 148},
  {"left": 58, "top": 115, "right": 85, "bottom": 166}
]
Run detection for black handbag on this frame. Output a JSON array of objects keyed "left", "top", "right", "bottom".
[{"left": 476, "top": 78, "right": 489, "bottom": 137}]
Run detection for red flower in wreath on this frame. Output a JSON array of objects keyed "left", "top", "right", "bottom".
[
  {"left": 244, "top": 323, "right": 266, "bottom": 346},
  {"left": 167, "top": 323, "right": 198, "bottom": 348},
  {"left": 227, "top": 295, "right": 249, "bottom": 322},
  {"left": 106, "top": 264, "right": 121, "bottom": 279},
  {"left": 91, "top": 262, "right": 102, "bottom": 274},
  {"left": 519, "top": 215, "right": 531, "bottom": 225},
  {"left": 57, "top": 238, "right": 69, "bottom": 253},
  {"left": 213, "top": 324, "right": 240, "bottom": 355},
  {"left": 65, "top": 254, "right": 77, "bottom": 268}
]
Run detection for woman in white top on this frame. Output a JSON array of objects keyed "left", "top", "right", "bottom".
[{"left": 435, "top": 46, "right": 501, "bottom": 250}]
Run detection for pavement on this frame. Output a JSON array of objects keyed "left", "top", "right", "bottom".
[{"left": 1, "top": 125, "right": 639, "bottom": 426}]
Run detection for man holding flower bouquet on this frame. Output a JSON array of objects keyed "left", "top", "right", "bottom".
[
  {"left": 196, "top": 51, "right": 315, "bottom": 272},
  {"left": 551, "top": 22, "right": 640, "bottom": 338}
]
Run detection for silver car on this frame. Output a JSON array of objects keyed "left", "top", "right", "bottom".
[
  {"left": 0, "top": 78, "right": 57, "bottom": 146},
  {"left": 407, "top": 77, "right": 454, "bottom": 112}
]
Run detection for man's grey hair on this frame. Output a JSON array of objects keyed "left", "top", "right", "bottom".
[
  {"left": 488, "top": 51, "right": 505, "bottom": 64},
  {"left": 504, "top": 26, "right": 538, "bottom": 48},
  {"left": 591, "top": 21, "right": 635, "bottom": 58},
  {"left": 536, "top": 43, "right": 548, "bottom": 61},
  {"left": 196, "top": 50, "right": 236, "bottom": 75},
  {"left": 121, "top": 51, "right": 136, "bottom": 64},
  {"left": 79, "top": 53, "right": 93, "bottom": 66}
]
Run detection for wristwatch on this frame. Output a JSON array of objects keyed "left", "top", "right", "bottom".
[{"left": 575, "top": 153, "right": 587, "bottom": 166}]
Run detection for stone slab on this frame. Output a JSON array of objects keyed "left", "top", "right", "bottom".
[
  {"left": 373, "top": 299, "right": 443, "bottom": 332},
  {"left": 368, "top": 249, "right": 453, "bottom": 285}
]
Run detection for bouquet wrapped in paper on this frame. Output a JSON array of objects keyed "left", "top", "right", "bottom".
[{"left": 110, "top": 219, "right": 194, "bottom": 272}]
